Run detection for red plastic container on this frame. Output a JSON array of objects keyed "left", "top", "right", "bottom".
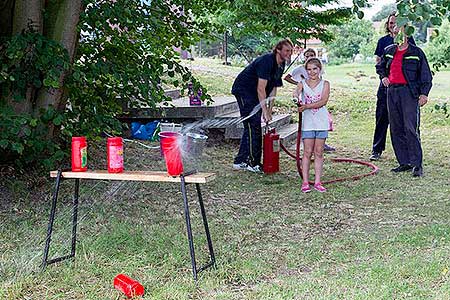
[
  {"left": 71, "top": 137, "right": 87, "bottom": 172},
  {"left": 159, "top": 132, "right": 183, "bottom": 176},
  {"left": 113, "top": 274, "right": 144, "bottom": 298},
  {"left": 107, "top": 137, "right": 124, "bottom": 173}
]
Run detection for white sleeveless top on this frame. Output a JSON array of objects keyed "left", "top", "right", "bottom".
[{"left": 301, "top": 79, "right": 329, "bottom": 131}]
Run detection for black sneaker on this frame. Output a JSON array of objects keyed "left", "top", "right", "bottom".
[
  {"left": 369, "top": 152, "right": 381, "bottom": 161},
  {"left": 391, "top": 164, "right": 413, "bottom": 173},
  {"left": 412, "top": 166, "right": 423, "bottom": 177}
]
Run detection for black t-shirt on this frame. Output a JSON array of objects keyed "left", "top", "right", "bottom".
[{"left": 231, "top": 53, "right": 284, "bottom": 103}]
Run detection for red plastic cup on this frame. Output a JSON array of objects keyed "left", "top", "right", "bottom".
[
  {"left": 159, "top": 132, "right": 183, "bottom": 176},
  {"left": 158, "top": 131, "right": 179, "bottom": 157},
  {"left": 71, "top": 137, "right": 87, "bottom": 172},
  {"left": 113, "top": 274, "right": 144, "bottom": 298}
]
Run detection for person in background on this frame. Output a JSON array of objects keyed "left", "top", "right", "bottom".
[
  {"left": 284, "top": 48, "right": 336, "bottom": 152},
  {"left": 232, "top": 38, "right": 293, "bottom": 173},
  {"left": 369, "top": 12, "right": 415, "bottom": 161},
  {"left": 376, "top": 27, "right": 432, "bottom": 177},
  {"left": 293, "top": 58, "right": 331, "bottom": 192}
]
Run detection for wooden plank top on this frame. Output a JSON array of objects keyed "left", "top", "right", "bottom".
[{"left": 50, "top": 170, "right": 216, "bottom": 184}]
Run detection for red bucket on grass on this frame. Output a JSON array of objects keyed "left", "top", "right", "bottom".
[{"left": 159, "top": 131, "right": 183, "bottom": 176}]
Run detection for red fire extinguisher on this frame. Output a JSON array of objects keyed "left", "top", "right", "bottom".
[{"left": 263, "top": 127, "right": 280, "bottom": 174}]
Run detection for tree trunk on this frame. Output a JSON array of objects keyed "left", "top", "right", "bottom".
[
  {"left": 0, "top": 0, "right": 14, "bottom": 37},
  {"left": 35, "top": 0, "right": 82, "bottom": 113},
  {"left": 5, "top": 0, "right": 44, "bottom": 115},
  {"left": 12, "top": 0, "right": 43, "bottom": 34}
]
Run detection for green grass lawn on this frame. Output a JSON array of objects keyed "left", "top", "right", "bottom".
[{"left": 1, "top": 58, "right": 449, "bottom": 299}]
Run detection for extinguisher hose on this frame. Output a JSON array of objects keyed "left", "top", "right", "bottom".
[{"left": 279, "top": 110, "right": 379, "bottom": 185}]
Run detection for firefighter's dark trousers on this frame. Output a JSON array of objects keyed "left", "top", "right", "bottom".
[
  {"left": 372, "top": 84, "right": 389, "bottom": 154},
  {"left": 387, "top": 84, "right": 423, "bottom": 168},
  {"left": 233, "top": 95, "right": 262, "bottom": 167}
]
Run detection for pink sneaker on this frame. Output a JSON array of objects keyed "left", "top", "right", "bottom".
[
  {"left": 301, "top": 182, "right": 311, "bottom": 193},
  {"left": 314, "top": 183, "right": 327, "bottom": 192}
]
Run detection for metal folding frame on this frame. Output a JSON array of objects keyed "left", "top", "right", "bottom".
[{"left": 41, "top": 170, "right": 216, "bottom": 281}]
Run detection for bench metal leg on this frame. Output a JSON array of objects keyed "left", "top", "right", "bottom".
[
  {"left": 195, "top": 183, "right": 216, "bottom": 271},
  {"left": 180, "top": 175, "right": 216, "bottom": 281},
  {"left": 70, "top": 179, "right": 79, "bottom": 257},
  {"left": 42, "top": 174, "right": 80, "bottom": 269},
  {"left": 180, "top": 175, "right": 198, "bottom": 281}
]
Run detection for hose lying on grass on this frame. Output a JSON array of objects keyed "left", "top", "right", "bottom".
[{"left": 280, "top": 111, "right": 379, "bottom": 185}]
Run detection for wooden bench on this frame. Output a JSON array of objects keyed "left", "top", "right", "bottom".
[{"left": 42, "top": 170, "right": 216, "bottom": 281}]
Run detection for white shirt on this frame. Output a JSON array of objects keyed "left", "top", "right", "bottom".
[
  {"left": 301, "top": 79, "right": 329, "bottom": 131},
  {"left": 289, "top": 65, "right": 308, "bottom": 82}
]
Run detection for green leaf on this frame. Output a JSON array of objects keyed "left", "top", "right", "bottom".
[
  {"left": 53, "top": 115, "right": 64, "bottom": 126},
  {"left": 43, "top": 78, "right": 52, "bottom": 86},
  {"left": 356, "top": 0, "right": 365, "bottom": 7},
  {"left": 0, "top": 140, "right": 8, "bottom": 149},
  {"left": 30, "top": 119, "right": 38, "bottom": 127},
  {"left": 396, "top": 17, "right": 409, "bottom": 27},
  {"left": 12, "top": 142, "right": 24, "bottom": 154},
  {"left": 23, "top": 127, "right": 31, "bottom": 136},
  {"left": 357, "top": 11, "right": 364, "bottom": 19},
  {"left": 430, "top": 17, "right": 442, "bottom": 26},
  {"left": 405, "top": 25, "right": 415, "bottom": 36}
]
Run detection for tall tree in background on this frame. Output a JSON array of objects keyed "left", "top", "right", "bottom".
[
  {"left": 372, "top": 3, "right": 397, "bottom": 22},
  {"left": 214, "top": 0, "right": 352, "bottom": 62},
  {"left": 0, "top": 0, "right": 218, "bottom": 166},
  {"left": 372, "top": 2, "right": 430, "bottom": 43},
  {"left": 426, "top": 20, "right": 450, "bottom": 70},
  {"left": 324, "top": 18, "right": 375, "bottom": 61}
]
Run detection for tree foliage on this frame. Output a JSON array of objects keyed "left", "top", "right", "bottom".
[
  {"left": 214, "top": 0, "right": 352, "bottom": 62},
  {"left": 426, "top": 20, "right": 450, "bottom": 70},
  {"left": 372, "top": 3, "right": 397, "bottom": 22},
  {"left": 64, "top": 0, "right": 215, "bottom": 137},
  {"left": 0, "top": 0, "right": 217, "bottom": 167},
  {"left": 324, "top": 18, "right": 376, "bottom": 60},
  {"left": 354, "top": 0, "right": 450, "bottom": 38}
]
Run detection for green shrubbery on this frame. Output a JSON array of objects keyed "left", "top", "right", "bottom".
[{"left": 0, "top": 30, "right": 69, "bottom": 168}]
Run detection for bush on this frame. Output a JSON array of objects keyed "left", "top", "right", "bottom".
[{"left": 426, "top": 20, "right": 450, "bottom": 71}]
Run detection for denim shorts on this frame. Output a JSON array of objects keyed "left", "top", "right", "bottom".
[{"left": 302, "top": 130, "right": 328, "bottom": 140}]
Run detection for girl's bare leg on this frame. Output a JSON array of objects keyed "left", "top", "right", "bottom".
[
  {"left": 302, "top": 139, "right": 315, "bottom": 184},
  {"left": 313, "top": 138, "right": 326, "bottom": 184}
]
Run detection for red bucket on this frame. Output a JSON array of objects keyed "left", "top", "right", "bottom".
[{"left": 159, "top": 132, "right": 183, "bottom": 176}]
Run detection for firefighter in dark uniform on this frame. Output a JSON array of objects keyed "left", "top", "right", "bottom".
[
  {"left": 231, "top": 38, "right": 293, "bottom": 173},
  {"left": 370, "top": 12, "right": 416, "bottom": 161},
  {"left": 376, "top": 28, "right": 432, "bottom": 177}
]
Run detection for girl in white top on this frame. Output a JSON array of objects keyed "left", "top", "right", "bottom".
[{"left": 293, "top": 58, "right": 330, "bottom": 193}]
